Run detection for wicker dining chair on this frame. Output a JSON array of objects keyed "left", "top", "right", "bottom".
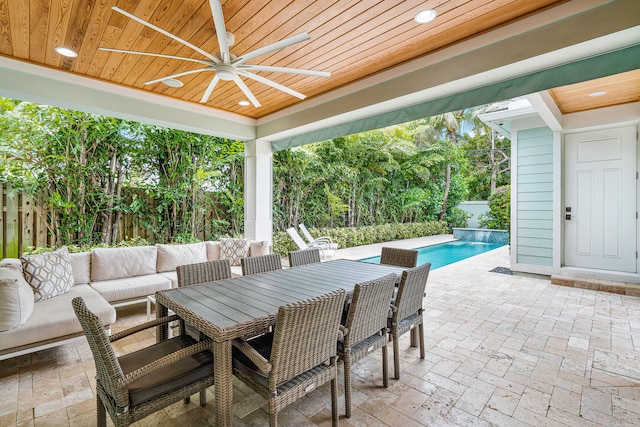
[
  {"left": 241, "top": 253, "right": 283, "bottom": 276},
  {"left": 72, "top": 297, "right": 215, "bottom": 427},
  {"left": 380, "top": 247, "right": 419, "bottom": 268},
  {"left": 388, "top": 262, "right": 431, "bottom": 379},
  {"left": 338, "top": 274, "right": 396, "bottom": 417},
  {"left": 176, "top": 259, "right": 232, "bottom": 287},
  {"left": 176, "top": 259, "right": 232, "bottom": 338},
  {"left": 232, "top": 289, "right": 346, "bottom": 427},
  {"left": 288, "top": 248, "right": 321, "bottom": 267}
]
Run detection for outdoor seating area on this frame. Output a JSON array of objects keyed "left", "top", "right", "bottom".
[{"left": 1, "top": 237, "right": 639, "bottom": 426}]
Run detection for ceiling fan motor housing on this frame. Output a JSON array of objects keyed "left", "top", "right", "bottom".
[{"left": 216, "top": 64, "right": 237, "bottom": 81}]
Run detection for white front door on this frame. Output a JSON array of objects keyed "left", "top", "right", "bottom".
[{"left": 564, "top": 126, "right": 637, "bottom": 272}]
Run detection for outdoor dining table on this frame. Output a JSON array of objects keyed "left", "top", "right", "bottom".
[{"left": 154, "top": 258, "right": 405, "bottom": 427}]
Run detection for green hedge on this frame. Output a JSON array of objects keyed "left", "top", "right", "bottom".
[
  {"left": 24, "top": 222, "right": 450, "bottom": 258},
  {"left": 273, "top": 221, "right": 449, "bottom": 256},
  {"left": 22, "top": 237, "right": 153, "bottom": 255}
]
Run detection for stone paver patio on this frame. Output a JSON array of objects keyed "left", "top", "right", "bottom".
[{"left": 1, "top": 237, "right": 639, "bottom": 426}]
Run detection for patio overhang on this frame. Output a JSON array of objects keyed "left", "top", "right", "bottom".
[{"left": 0, "top": 1, "right": 638, "bottom": 149}]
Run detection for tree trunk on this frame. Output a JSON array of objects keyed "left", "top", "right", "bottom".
[
  {"left": 439, "top": 163, "right": 451, "bottom": 221},
  {"left": 77, "top": 131, "right": 87, "bottom": 240},
  {"left": 111, "top": 161, "right": 124, "bottom": 243},
  {"left": 191, "top": 153, "right": 198, "bottom": 238},
  {"left": 102, "top": 147, "right": 117, "bottom": 244},
  {"left": 490, "top": 130, "right": 498, "bottom": 194}
]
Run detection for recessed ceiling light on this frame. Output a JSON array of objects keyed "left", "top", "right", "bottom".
[
  {"left": 414, "top": 9, "right": 437, "bottom": 24},
  {"left": 55, "top": 47, "right": 78, "bottom": 58},
  {"left": 238, "top": 101, "right": 251, "bottom": 106},
  {"left": 588, "top": 91, "right": 607, "bottom": 97},
  {"left": 162, "top": 79, "right": 184, "bottom": 88}
]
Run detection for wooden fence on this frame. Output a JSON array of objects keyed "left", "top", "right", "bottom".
[
  {"left": 0, "top": 184, "right": 50, "bottom": 259},
  {"left": 1, "top": 185, "right": 172, "bottom": 258}
]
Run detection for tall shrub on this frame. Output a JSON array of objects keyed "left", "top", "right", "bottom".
[{"left": 480, "top": 185, "right": 510, "bottom": 230}]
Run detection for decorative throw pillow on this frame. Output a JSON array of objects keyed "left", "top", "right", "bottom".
[
  {"left": 0, "top": 266, "right": 35, "bottom": 331},
  {"left": 21, "top": 247, "right": 74, "bottom": 302},
  {"left": 249, "top": 240, "right": 270, "bottom": 257},
  {"left": 219, "top": 238, "right": 249, "bottom": 266}
]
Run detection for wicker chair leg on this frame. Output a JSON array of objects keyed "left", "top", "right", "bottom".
[
  {"left": 269, "top": 401, "right": 277, "bottom": 427},
  {"left": 344, "top": 353, "right": 352, "bottom": 418},
  {"left": 97, "top": 396, "right": 107, "bottom": 427},
  {"left": 382, "top": 342, "right": 389, "bottom": 388},
  {"left": 410, "top": 327, "right": 418, "bottom": 347},
  {"left": 184, "top": 396, "right": 190, "bottom": 404},
  {"left": 419, "top": 321, "right": 425, "bottom": 359},
  {"left": 199, "top": 390, "right": 207, "bottom": 406},
  {"left": 392, "top": 330, "right": 400, "bottom": 380},
  {"left": 331, "top": 377, "right": 339, "bottom": 426}
]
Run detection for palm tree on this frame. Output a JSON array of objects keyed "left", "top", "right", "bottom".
[{"left": 413, "top": 108, "right": 483, "bottom": 220}]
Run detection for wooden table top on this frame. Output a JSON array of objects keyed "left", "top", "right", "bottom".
[{"left": 155, "top": 259, "right": 404, "bottom": 342}]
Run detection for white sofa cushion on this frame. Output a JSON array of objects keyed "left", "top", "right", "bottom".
[
  {"left": 21, "top": 248, "right": 75, "bottom": 302},
  {"left": 156, "top": 242, "right": 207, "bottom": 272},
  {"left": 158, "top": 271, "right": 178, "bottom": 288},
  {"left": 91, "top": 246, "right": 157, "bottom": 282},
  {"left": 90, "top": 274, "right": 172, "bottom": 303},
  {"left": 0, "top": 266, "right": 34, "bottom": 331},
  {"left": 69, "top": 252, "right": 91, "bottom": 285},
  {"left": 220, "top": 238, "right": 249, "bottom": 266},
  {"left": 206, "top": 241, "right": 221, "bottom": 261},
  {"left": 249, "top": 240, "right": 270, "bottom": 257},
  {"left": 0, "top": 285, "right": 116, "bottom": 352}
]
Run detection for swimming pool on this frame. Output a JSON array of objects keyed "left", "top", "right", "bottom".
[{"left": 359, "top": 240, "right": 505, "bottom": 269}]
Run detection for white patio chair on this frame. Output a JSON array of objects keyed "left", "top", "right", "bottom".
[
  {"left": 298, "top": 223, "right": 337, "bottom": 248},
  {"left": 286, "top": 228, "right": 335, "bottom": 260}
]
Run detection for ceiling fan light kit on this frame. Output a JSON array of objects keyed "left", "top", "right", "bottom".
[
  {"left": 162, "top": 79, "right": 184, "bottom": 88},
  {"left": 100, "top": 1, "right": 330, "bottom": 108}
]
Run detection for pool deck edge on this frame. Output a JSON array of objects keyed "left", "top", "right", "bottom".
[{"left": 334, "top": 234, "right": 457, "bottom": 260}]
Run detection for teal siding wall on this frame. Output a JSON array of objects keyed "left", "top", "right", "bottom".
[{"left": 516, "top": 127, "right": 553, "bottom": 267}]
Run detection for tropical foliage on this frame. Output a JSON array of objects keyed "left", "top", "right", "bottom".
[
  {"left": 1, "top": 97, "right": 510, "bottom": 250},
  {"left": 480, "top": 185, "right": 511, "bottom": 230}
]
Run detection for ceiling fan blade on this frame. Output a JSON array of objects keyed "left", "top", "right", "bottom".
[
  {"left": 111, "top": 7, "right": 220, "bottom": 64},
  {"left": 209, "top": 0, "right": 231, "bottom": 64},
  {"left": 144, "top": 66, "right": 215, "bottom": 85},
  {"left": 232, "top": 76, "right": 261, "bottom": 107},
  {"left": 240, "top": 64, "right": 330, "bottom": 78},
  {"left": 99, "top": 47, "right": 213, "bottom": 66},
  {"left": 238, "top": 70, "right": 305, "bottom": 100},
  {"left": 200, "top": 75, "right": 221, "bottom": 103},
  {"left": 233, "top": 33, "right": 310, "bottom": 65}
]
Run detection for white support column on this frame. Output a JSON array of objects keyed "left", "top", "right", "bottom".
[{"left": 244, "top": 139, "right": 273, "bottom": 243}]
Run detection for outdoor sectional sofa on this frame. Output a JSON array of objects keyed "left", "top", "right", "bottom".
[{"left": 0, "top": 239, "right": 269, "bottom": 360}]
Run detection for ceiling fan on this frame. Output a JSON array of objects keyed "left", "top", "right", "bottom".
[{"left": 100, "top": 1, "right": 330, "bottom": 107}]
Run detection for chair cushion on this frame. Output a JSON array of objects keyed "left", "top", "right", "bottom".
[
  {"left": 20, "top": 248, "right": 74, "bottom": 302},
  {"left": 232, "top": 332, "right": 274, "bottom": 388},
  {"left": 220, "top": 238, "right": 249, "bottom": 266},
  {"left": 0, "top": 265, "right": 34, "bottom": 331},
  {"left": 119, "top": 334, "right": 213, "bottom": 407}
]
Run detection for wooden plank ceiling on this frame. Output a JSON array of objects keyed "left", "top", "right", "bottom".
[
  {"left": 549, "top": 69, "right": 640, "bottom": 114},
  {"left": 0, "top": 0, "right": 605, "bottom": 119}
]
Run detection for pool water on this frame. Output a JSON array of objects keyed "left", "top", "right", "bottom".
[{"left": 359, "top": 240, "right": 505, "bottom": 269}]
